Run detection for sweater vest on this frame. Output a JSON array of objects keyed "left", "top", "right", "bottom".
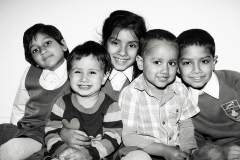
[
  {"left": 193, "top": 70, "right": 240, "bottom": 145},
  {"left": 101, "top": 79, "right": 130, "bottom": 101},
  {"left": 17, "top": 66, "right": 70, "bottom": 128}
]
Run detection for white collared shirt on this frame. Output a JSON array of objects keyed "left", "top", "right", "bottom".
[
  {"left": 10, "top": 60, "right": 68, "bottom": 125},
  {"left": 189, "top": 72, "right": 219, "bottom": 105},
  {"left": 109, "top": 67, "right": 133, "bottom": 91}
]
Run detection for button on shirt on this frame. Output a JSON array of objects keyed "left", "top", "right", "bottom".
[
  {"left": 10, "top": 60, "right": 68, "bottom": 125},
  {"left": 109, "top": 67, "right": 133, "bottom": 91},
  {"left": 119, "top": 74, "right": 200, "bottom": 148}
]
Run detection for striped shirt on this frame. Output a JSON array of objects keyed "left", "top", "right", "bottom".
[
  {"left": 45, "top": 92, "right": 122, "bottom": 159},
  {"left": 119, "top": 74, "right": 200, "bottom": 149}
]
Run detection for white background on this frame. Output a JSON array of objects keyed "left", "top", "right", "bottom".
[{"left": 0, "top": 0, "right": 240, "bottom": 123}]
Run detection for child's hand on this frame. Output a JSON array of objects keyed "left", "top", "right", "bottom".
[
  {"left": 59, "top": 148, "right": 76, "bottom": 160},
  {"left": 60, "top": 128, "right": 91, "bottom": 150},
  {"left": 223, "top": 144, "right": 240, "bottom": 160},
  {"left": 182, "top": 149, "right": 191, "bottom": 160},
  {"left": 62, "top": 150, "right": 87, "bottom": 160},
  {"left": 162, "top": 145, "right": 188, "bottom": 160}
]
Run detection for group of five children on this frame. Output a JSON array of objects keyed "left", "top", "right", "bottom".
[{"left": 0, "top": 9, "right": 240, "bottom": 160}]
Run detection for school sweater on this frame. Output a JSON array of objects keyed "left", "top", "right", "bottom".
[
  {"left": 192, "top": 70, "right": 240, "bottom": 147},
  {"left": 0, "top": 65, "right": 70, "bottom": 145},
  {"left": 44, "top": 92, "right": 122, "bottom": 159}
]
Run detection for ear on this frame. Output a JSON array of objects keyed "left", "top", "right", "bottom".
[
  {"left": 102, "top": 72, "right": 110, "bottom": 85},
  {"left": 212, "top": 55, "right": 218, "bottom": 70},
  {"left": 136, "top": 55, "right": 143, "bottom": 71},
  {"left": 61, "top": 39, "right": 68, "bottom": 51}
]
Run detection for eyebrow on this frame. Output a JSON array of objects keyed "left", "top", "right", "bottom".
[
  {"left": 108, "top": 37, "right": 139, "bottom": 43},
  {"left": 179, "top": 55, "right": 211, "bottom": 61}
]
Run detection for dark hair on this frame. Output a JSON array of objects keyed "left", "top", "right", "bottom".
[
  {"left": 177, "top": 29, "right": 215, "bottom": 58},
  {"left": 139, "top": 29, "right": 178, "bottom": 57},
  {"left": 67, "top": 41, "right": 112, "bottom": 74},
  {"left": 23, "top": 23, "right": 69, "bottom": 66},
  {"left": 102, "top": 10, "right": 147, "bottom": 78}
]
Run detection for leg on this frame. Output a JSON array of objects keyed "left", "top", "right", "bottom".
[
  {"left": 0, "top": 137, "right": 42, "bottom": 160},
  {"left": 121, "top": 150, "right": 152, "bottom": 160},
  {"left": 191, "top": 143, "right": 227, "bottom": 160}
]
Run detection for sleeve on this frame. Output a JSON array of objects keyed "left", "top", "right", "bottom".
[
  {"left": 179, "top": 118, "right": 198, "bottom": 151},
  {"left": 44, "top": 97, "right": 67, "bottom": 158},
  {"left": 179, "top": 84, "right": 200, "bottom": 121},
  {"left": 10, "top": 67, "right": 30, "bottom": 125},
  {"left": 80, "top": 102, "right": 123, "bottom": 159},
  {"left": 118, "top": 88, "right": 154, "bottom": 149}
]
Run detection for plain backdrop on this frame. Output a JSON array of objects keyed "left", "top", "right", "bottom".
[{"left": 0, "top": 0, "right": 240, "bottom": 123}]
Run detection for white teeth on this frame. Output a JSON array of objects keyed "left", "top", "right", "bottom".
[
  {"left": 115, "top": 58, "right": 126, "bottom": 62},
  {"left": 194, "top": 77, "right": 200, "bottom": 80},
  {"left": 79, "top": 85, "right": 90, "bottom": 89}
]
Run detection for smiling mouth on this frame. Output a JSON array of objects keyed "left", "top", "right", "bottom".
[
  {"left": 191, "top": 77, "right": 203, "bottom": 81},
  {"left": 78, "top": 85, "right": 91, "bottom": 89},
  {"left": 115, "top": 58, "right": 127, "bottom": 63}
]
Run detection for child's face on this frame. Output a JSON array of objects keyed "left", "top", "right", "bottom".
[
  {"left": 178, "top": 45, "right": 217, "bottom": 89},
  {"left": 106, "top": 29, "right": 139, "bottom": 71},
  {"left": 137, "top": 40, "right": 178, "bottom": 92},
  {"left": 29, "top": 33, "right": 67, "bottom": 71},
  {"left": 69, "top": 55, "right": 109, "bottom": 98}
]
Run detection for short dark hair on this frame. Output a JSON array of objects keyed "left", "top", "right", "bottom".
[
  {"left": 101, "top": 10, "right": 147, "bottom": 47},
  {"left": 177, "top": 29, "right": 215, "bottom": 58},
  {"left": 23, "top": 23, "right": 69, "bottom": 66},
  {"left": 139, "top": 29, "right": 178, "bottom": 57},
  {"left": 67, "top": 41, "right": 112, "bottom": 74}
]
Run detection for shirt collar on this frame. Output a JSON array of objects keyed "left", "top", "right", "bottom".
[
  {"left": 202, "top": 71, "right": 219, "bottom": 99},
  {"left": 189, "top": 71, "right": 219, "bottom": 101},
  {"left": 109, "top": 66, "right": 133, "bottom": 82},
  {"left": 42, "top": 59, "right": 67, "bottom": 80}
]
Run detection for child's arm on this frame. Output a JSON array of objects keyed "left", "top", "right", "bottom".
[
  {"left": 10, "top": 67, "right": 30, "bottom": 125},
  {"left": 179, "top": 118, "right": 196, "bottom": 155},
  {"left": 44, "top": 97, "right": 68, "bottom": 158}
]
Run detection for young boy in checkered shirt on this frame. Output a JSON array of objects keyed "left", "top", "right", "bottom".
[{"left": 118, "top": 29, "right": 200, "bottom": 160}]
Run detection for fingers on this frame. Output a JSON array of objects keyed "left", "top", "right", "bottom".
[{"left": 74, "top": 130, "right": 88, "bottom": 137}]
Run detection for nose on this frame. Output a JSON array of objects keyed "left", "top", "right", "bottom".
[
  {"left": 160, "top": 63, "right": 169, "bottom": 75},
  {"left": 40, "top": 48, "right": 47, "bottom": 56},
  {"left": 117, "top": 45, "right": 127, "bottom": 56},
  {"left": 192, "top": 63, "right": 202, "bottom": 74},
  {"left": 80, "top": 73, "right": 89, "bottom": 82}
]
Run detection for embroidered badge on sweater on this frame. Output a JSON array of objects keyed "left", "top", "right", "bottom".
[{"left": 221, "top": 100, "right": 240, "bottom": 122}]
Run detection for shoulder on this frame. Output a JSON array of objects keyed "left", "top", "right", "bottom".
[
  {"left": 170, "top": 81, "right": 188, "bottom": 95},
  {"left": 215, "top": 70, "right": 240, "bottom": 80}
]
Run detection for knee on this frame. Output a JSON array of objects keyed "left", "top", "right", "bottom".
[{"left": 122, "top": 150, "right": 152, "bottom": 160}]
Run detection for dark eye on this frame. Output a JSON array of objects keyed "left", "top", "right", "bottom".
[
  {"left": 74, "top": 71, "right": 81, "bottom": 74},
  {"left": 129, "top": 43, "right": 138, "bottom": 48},
  {"left": 169, "top": 61, "right": 177, "bottom": 66},
  {"left": 90, "top": 71, "right": 96, "bottom": 74},
  {"left": 154, "top": 61, "right": 161, "bottom": 65},
  {"left": 45, "top": 41, "right": 51, "bottom": 46},
  {"left": 32, "top": 48, "right": 39, "bottom": 54},
  {"left": 110, "top": 41, "right": 118, "bottom": 46},
  {"left": 182, "top": 61, "right": 191, "bottom": 66},
  {"left": 201, "top": 60, "right": 209, "bottom": 64}
]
